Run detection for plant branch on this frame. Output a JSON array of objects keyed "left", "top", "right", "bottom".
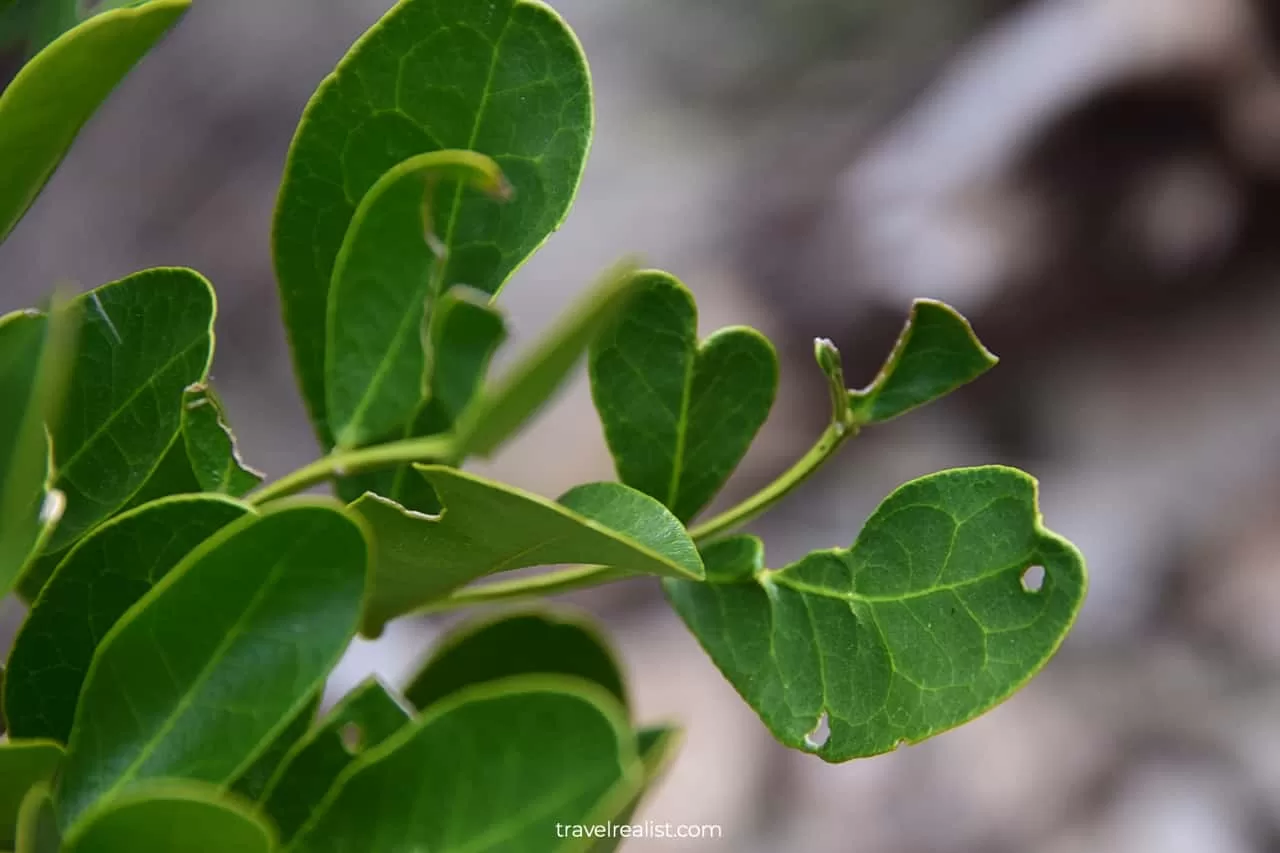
[{"left": 248, "top": 434, "right": 456, "bottom": 506}]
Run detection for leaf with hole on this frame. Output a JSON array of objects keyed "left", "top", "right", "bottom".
[
  {"left": 274, "top": 0, "right": 592, "bottom": 447},
  {"left": 0, "top": 742, "right": 61, "bottom": 849},
  {"left": 665, "top": 466, "right": 1086, "bottom": 761},
  {"left": 47, "top": 268, "right": 215, "bottom": 554},
  {"left": 589, "top": 270, "right": 777, "bottom": 523},
  {"left": 181, "top": 385, "right": 263, "bottom": 496},
  {"left": 0, "top": 0, "right": 189, "bottom": 244},
  {"left": 56, "top": 500, "right": 369, "bottom": 830},
  {"left": 327, "top": 151, "right": 510, "bottom": 450},
  {"left": 353, "top": 467, "right": 703, "bottom": 635},
  {"left": 260, "top": 679, "right": 411, "bottom": 843},
  {"left": 406, "top": 609, "right": 627, "bottom": 711},
  {"left": 61, "top": 783, "right": 272, "bottom": 853},
  {"left": 451, "top": 262, "right": 642, "bottom": 459},
  {"left": 286, "top": 680, "right": 639, "bottom": 853},
  {"left": 847, "top": 299, "right": 997, "bottom": 426},
  {"left": 4, "top": 494, "right": 252, "bottom": 743}
]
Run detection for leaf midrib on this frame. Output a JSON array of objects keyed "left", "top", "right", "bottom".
[
  {"left": 68, "top": 522, "right": 319, "bottom": 825},
  {"left": 768, "top": 553, "right": 1036, "bottom": 605}
]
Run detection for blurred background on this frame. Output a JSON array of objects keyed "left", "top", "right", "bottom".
[{"left": 5, "top": 0, "right": 1280, "bottom": 850}]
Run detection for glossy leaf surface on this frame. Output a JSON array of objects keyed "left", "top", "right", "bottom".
[
  {"left": 274, "top": 0, "right": 592, "bottom": 446},
  {"left": 57, "top": 501, "right": 368, "bottom": 828}
]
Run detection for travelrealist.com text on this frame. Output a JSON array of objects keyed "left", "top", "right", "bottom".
[{"left": 555, "top": 821, "right": 723, "bottom": 840}]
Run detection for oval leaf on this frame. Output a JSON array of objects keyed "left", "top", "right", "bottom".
[
  {"left": 63, "top": 784, "right": 272, "bottom": 853},
  {"left": 57, "top": 501, "right": 369, "bottom": 829},
  {"left": 286, "top": 681, "right": 638, "bottom": 853},
  {"left": 327, "top": 151, "right": 510, "bottom": 449},
  {"left": 0, "top": 0, "right": 189, "bottom": 243},
  {"left": 259, "top": 679, "right": 411, "bottom": 843},
  {"left": 665, "top": 466, "right": 1087, "bottom": 762},
  {"left": 274, "top": 0, "right": 592, "bottom": 446},
  {"left": 4, "top": 495, "right": 252, "bottom": 743},
  {"left": 589, "top": 270, "right": 778, "bottom": 523},
  {"left": 406, "top": 609, "right": 627, "bottom": 711},
  {"left": 353, "top": 468, "right": 703, "bottom": 636},
  {"left": 47, "top": 268, "right": 215, "bottom": 553},
  {"left": 0, "top": 742, "right": 61, "bottom": 849}
]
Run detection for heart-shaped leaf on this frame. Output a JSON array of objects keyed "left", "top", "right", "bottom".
[
  {"left": 259, "top": 679, "right": 411, "bottom": 843},
  {"left": 181, "top": 385, "right": 263, "bottom": 496},
  {"left": 334, "top": 285, "right": 507, "bottom": 510},
  {"left": 61, "top": 783, "right": 272, "bottom": 853},
  {"left": 285, "top": 680, "right": 639, "bottom": 853},
  {"left": 590, "top": 270, "right": 778, "bottom": 523},
  {"left": 327, "top": 152, "right": 510, "bottom": 450},
  {"left": 4, "top": 494, "right": 252, "bottom": 743},
  {"left": 13, "top": 782, "right": 57, "bottom": 853},
  {"left": 847, "top": 299, "right": 997, "bottom": 425},
  {"left": 0, "top": 0, "right": 189, "bottom": 244},
  {"left": 57, "top": 500, "right": 369, "bottom": 829},
  {"left": 406, "top": 609, "right": 627, "bottom": 711},
  {"left": 451, "top": 262, "right": 642, "bottom": 459},
  {"left": 665, "top": 466, "right": 1086, "bottom": 762},
  {"left": 47, "top": 268, "right": 215, "bottom": 553},
  {"left": 353, "top": 467, "right": 703, "bottom": 636},
  {"left": 274, "top": 0, "right": 591, "bottom": 447},
  {"left": 0, "top": 742, "right": 61, "bottom": 848}
]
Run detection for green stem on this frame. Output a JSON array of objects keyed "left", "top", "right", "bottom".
[
  {"left": 688, "top": 420, "right": 857, "bottom": 542},
  {"left": 247, "top": 434, "right": 456, "bottom": 506},
  {"left": 417, "top": 565, "right": 634, "bottom": 613}
]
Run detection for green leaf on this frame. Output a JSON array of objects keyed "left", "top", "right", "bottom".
[
  {"left": 260, "top": 679, "right": 411, "bottom": 843},
  {"left": 274, "top": 0, "right": 592, "bottom": 447},
  {"left": 586, "top": 726, "right": 681, "bottom": 853},
  {"left": 0, "top": 741, "right": 61, "bottom": 848},
  {"left": 333, "top": 285, "right": 506, "bottom": 511},
  {"left": 13, "top": 783, "right": 58, "bottom": 853},
  {"left": 589, "top": 270, "right": 778, "bottom": 523},
  {"left": 0, "top": 306, "right": 72, "bottom": 599},
  {"left": 181, "top": 385, "right": 263, "bottom": 496},
  {"left": 406, "top": 609, "right": 627, "bottom": 711},
  {"left": 286, "top": 680, "right": 639, "bottom": 853},
  {"left": 0, "top": 0, "right": 189, "bottom": 244},
  {"left": 665, "top": 466, "right": 1087, "bottom": 762},
  {"left": 229, "top": 693, "right": 320, "bottom": 803},
  {"left": 62, "top": 783, "right": 273, "bottom": 853},
  {"left": 57, "top": 500, "right": 369, "bottom": 830},
  {"left": 47, "top": 268, "right": 215, "bottom": 553},
  {"left": 847, "top": 299, "right": 996, "bottom": 425},
  {"left": 4, "top": 494, "right": 252, "bottom": 743},
  {"left": 452, "top": 262, "right": 642, "bottom": 459},
  {"left": 327, "top": 151, "right": 510, "bottom": 450},
  {"left": 353, "top": 468, "right": 703, "bottom": 636}
]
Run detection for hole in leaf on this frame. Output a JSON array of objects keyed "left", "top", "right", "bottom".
[
  {"left": 1021, "top": 565, "right": 1045, "bottom": 593},
  {"left": 804, "top": 712, "right": 831, "bottom": 750},
  {"left": 339, "top": 722, "right": 364, "bottom": 755}
]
